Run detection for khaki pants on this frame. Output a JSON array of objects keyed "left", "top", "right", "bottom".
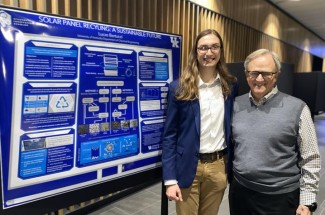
[{"left": 176, "top": 155, "right": 227, "bottom": 215}]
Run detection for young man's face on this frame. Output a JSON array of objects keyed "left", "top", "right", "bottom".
[{"left": 196, "top": 34, "right": 221, "bottom": 68}]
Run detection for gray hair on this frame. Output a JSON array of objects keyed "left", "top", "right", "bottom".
[{"left": 244, "top": 49, "right": 281, "bottom": 73}]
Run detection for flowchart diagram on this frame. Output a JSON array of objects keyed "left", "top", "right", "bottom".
[{"left": 77, "top": 45, "right": 139, "bottom": 166}]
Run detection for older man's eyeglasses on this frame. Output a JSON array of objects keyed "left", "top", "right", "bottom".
[
  {"left": 247, "top": 71, "right": 277, "bottom": 79},
  {"left": 197, "top": 44, "right": 221, "bottom": 53}
]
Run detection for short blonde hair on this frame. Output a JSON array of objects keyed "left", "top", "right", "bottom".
[{"left": 244, "top": 49, "right": 281, "bottom": 73}]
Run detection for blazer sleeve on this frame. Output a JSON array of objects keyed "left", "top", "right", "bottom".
[
  {"left": 162, "top": 81, "right": 179, "bottom": 181},
  {"left": 227, "top": 81, "right": 239, "bottom": 182}
]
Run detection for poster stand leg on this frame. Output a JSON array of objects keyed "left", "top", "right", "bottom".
[{"left": 161, "top": 181, "right": 168, "bottom": 215}]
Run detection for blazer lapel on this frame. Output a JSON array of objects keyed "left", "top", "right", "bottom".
[{"left": 191, "top": 99, "right": 200, "bottom": 135}]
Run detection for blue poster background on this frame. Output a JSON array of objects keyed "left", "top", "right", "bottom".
[{"left": 0, "top": 7, "right": 181, "bottom": 209}]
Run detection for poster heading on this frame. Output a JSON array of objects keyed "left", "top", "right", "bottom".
[{"left": 38, "top": 16, "right": 162, "bottom": 39}]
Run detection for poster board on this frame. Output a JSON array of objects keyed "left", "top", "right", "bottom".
[{"left": 0, "top": 6, "right": 181, "bottom": 213}]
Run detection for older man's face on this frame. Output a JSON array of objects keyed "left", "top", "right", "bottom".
[{"left": 246, "top": 53, "right": 278, "bottom": 101}]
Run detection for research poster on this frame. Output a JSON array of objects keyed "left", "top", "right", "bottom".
[{"left": 0, "top": 7, "right": 181, "bottom": 209}]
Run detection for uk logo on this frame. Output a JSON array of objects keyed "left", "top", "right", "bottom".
[
  {"left": 0, "top": 11, "right": 12, "bottom": 28},
  {"left": 170, "top": 36, "right": 179, "bottom": 48}
]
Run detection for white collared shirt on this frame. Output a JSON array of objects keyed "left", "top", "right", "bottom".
[
  {"left": 249, "top": 86, "right": 278, "bottom": 106},
  {"left": 198, "top": 74, "right": 226, "bottom": 153}
]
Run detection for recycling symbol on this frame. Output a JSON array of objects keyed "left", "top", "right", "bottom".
[{"left": 56, "top": 96, "right": 69, "bottom": 108}]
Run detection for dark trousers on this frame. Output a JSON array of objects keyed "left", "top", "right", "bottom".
[{"left": 229, "top": 178, "right": 299, "bottom": 215}]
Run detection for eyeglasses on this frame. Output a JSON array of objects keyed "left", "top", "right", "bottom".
[
  {"left": 197, "top": 44, "right": 221, "bottom": 53},
  {"left": 246, "top": 71, "right": 277, "bottom": 79}
]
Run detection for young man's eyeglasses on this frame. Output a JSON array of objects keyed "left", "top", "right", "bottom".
[
  {"left": 197, "top": 44, "right": 221, "bottom": 53},
  {"left": 246, "top": 71, "right": 277, "bottom": 79}
]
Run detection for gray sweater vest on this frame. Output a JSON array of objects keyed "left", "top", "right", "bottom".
[{"left": 232, "top": 92, "right": 305, "bottom": 194}]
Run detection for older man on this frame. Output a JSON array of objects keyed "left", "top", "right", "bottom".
[{"left": 229, "top": 49, "right": 321, "bottom": 215}]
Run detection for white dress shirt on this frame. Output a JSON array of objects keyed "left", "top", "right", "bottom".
[{"left": 198, "top": 74, "right": 226, "bottom": 153}]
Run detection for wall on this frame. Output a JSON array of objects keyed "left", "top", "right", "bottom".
[{"left": 1, "top": 0, "right": 324, "bottom": 73}]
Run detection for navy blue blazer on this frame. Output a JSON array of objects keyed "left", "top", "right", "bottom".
[{"left": 162, "top": 79, "right": 238, "bottom": 188}]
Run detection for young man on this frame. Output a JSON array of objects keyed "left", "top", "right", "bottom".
[{"left": 162, "top": 29, "right": 238, "bottom": 215}]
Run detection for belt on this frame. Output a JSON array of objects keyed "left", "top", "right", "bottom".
[{"left": 199, "top": 148, "right": 226, "bottom": 162}]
